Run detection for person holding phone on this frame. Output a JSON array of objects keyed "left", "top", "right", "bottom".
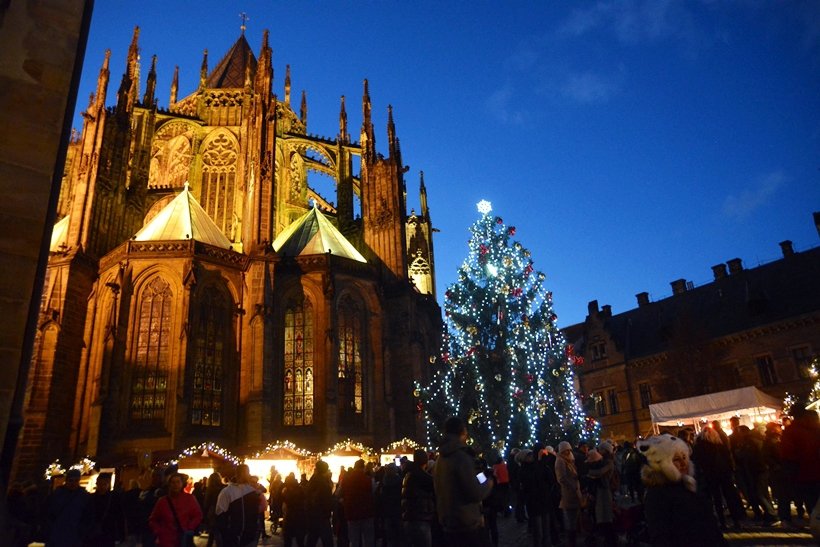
[{"left": 433, "top": 416, "right": 494, "bottom": 546}]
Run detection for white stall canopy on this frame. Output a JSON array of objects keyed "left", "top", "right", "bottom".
[{"left": 649, "top": 386, "right": 782, "bottom": 427}]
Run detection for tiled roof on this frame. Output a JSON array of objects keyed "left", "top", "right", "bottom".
[
  {"left": 272, "top": 206, "right": 367, "bottom": 263},
  {"left": 207, "top": 34, "right": 257, "bottom": 88},
  {"left": 133, "top": 184, "right": 232, "bottom": 249}
]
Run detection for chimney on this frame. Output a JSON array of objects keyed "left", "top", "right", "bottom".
[
  {"left": 587, "top": 300, "right": 599, "bottom": 316},
  {"left": 727, "top": 258, "right": 743, "bottom": 275},
  {"left": 712, "top": 264, "right": 728, "bottom": 280},
  {"left": 601, "top": 304, "right": 612, "bottom": 317},
  {"left": 670, "top": 278, "right": 688, "bottom": 295},
  {"left": 636, "top": 292, "right": 650, "bottom": 307},
  {"left": 779, "top": 240, "right": 794, "bottom": 258}
]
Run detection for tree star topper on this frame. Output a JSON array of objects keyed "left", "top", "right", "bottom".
[{"left": 477, "top": 200, "right": 492, "bottom": 214}]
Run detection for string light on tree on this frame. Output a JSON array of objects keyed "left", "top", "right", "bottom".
[{"left": 417, "top": 200, "right": 598, "bottom": 452}]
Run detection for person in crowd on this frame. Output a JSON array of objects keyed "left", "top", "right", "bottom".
[
  {"left": 491, "top": 452, "right": 510, "bottom": 518},
  {"left": 250, "top": 475, "right": 270, "bottom": 540},
  {"left": 621, "top": 442, "right": 643, "bottom": 503},
  {"left": 7, "top": 480, "right": 42, "bottom": 547},
  {"left": 193, "top": 478, "right": 207, "bottom": 516},
  {"left": 433, "top": 416, "right": 494, "bottom": 546},
  {"left": 691, "top": 426, "right": 745, "bottom": 529},
  {"left": 44, "top": 468, "right": 90, "bottom": 547},
  {"left": 520, "top": 445, "right": 557, "bottom": 547},
  {"left": 305, "top": 460, "right": 335, "bottom": 547},
  {"left": 586, "top": 442, "right": 617, "bottom": 547},
  {"left": 555, "top": 441, "right": 582, "bottom": 547},
  {"left": 334, "top": 466, "right": 350, "bottom": 547},
  {"left": 203, "top": 471, "right": 226, "bottom": 547},
  {"left": 508, "top": 448, "right": 526, "bottom": 523},
  {"left": 734, "top": 425, "right": 778, "bottom": 524},
  {"left": 762, "top": 422, "right": 792, "bottom": 525},
  {"left": 121, "top": 479, "right": 144, "bottom": 546},
  {"left": 215, "top": 464, "right": 259, "bottom": 547},
  {"left": 138, "top": 469, "right": 166, "bottom": 545},
  {"left": 148, "top": 472, "right": 203, "bottom": 547},
  {"left": 378, "top": 463, "right": 404, "bottom": 547},
  {"left": 269, "top": 467, "right": 285, "bottom": 535},
  {"left": 84, "top": 472, "right": 125, "bottom": 546},
  {"left": 339, "top": 458, "right": 376, "bottom": 547},
  {"left": 281, "top": 474, "right": 308, "bottom": 547},
  {"left": 639, "top": 434, "right": 726, "bottom": 546},
  {"left": 401, "top": 449, "right": 436, "bottom": 547},
  {"left": 781, "top": 405, "right": 820, "bottom": 518}
]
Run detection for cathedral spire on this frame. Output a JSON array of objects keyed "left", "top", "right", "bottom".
[
  {"left": 300, "top": 90, "right": 308, "bottom": 126},
  {"left": 339, "top": 95, "right": 348, "bottom": 143},
  {"left": 116, "top": 26, "right": 140, "bottom": 116},
  {"left": 284, "top": 64, "right": 291, "bottom": 105},
  {"left": 419, "top": 171, "right": 429, "bottom": 217},
  {"left": 170, "top": 65, "right": 179, "bottom": 106},
  {"left": 254, "top": 30, "right": 272, "bottom": 96},
  {"left": 387, "top": 104, "right": 397, "bottom": 159},
  {"left": 143, "top": 54, "right": 157, "bottom": 105},
  {"left": 244, "top": 50, "right": 253, "bottom": 89},
  {"left": 199, "top": 49, "right": 208, "bottom": 89},
  {"left": 361, "top": 79, "right": 375, "bottom": 164},
  {"left": 94, "top": 49, "right": 111, "bottom": 111}
]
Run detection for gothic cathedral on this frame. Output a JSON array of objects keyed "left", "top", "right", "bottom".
[{"left": 13, "top": 27, "right": 441, "bottom": 482}]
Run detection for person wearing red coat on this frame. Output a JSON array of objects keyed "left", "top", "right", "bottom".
[
  {"left": 340, "top": 459, "right": 376, "bottom": 547},
  {"left": 149, "top": 472, "right": 203, "bottom": 547}
]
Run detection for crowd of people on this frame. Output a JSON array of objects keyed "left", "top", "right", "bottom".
[{"left": 5, "top": 406, "right": 820, "bottom": 547}]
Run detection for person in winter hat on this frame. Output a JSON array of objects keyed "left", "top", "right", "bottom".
[{"left": 638, "top": 434, "right": 726, "bottom": 546}]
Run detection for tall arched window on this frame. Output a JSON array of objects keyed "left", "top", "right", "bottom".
[
  {"left": 337, "top": 296, "right": 364, "bottom": 428},
  {"left": 190, "top": 287, "right": 228, "bottom": 427},
  {"left": 201, "top": 132, "right": 238, "bottom": 237},
  {"left": 283, "top": 299, "right": 314, "bottom": 426},
  {"left": 130, "top": 277, "right": 172, "bottom": 423}
]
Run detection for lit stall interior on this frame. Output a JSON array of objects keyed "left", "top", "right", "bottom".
[
  {"left": 245, "top": 441, "right": 314, "bottom": 487},
  {"left": 174, "top": 443, "right": 240, "bottom": 484},
  {"left": 321, "top": 440, "right": 375, "bottom": 483},
  {"left": 379, "top": 438, "right": 422, "bottom": 466}
]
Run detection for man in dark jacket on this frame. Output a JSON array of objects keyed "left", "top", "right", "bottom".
[
  {"left": 340, "top": 459, "right": 375, "bottom": 547},
  {"left": 402, "top": 449, "right": 436, "bottom": 547},
  {"left": 305, "top": 460, "right": 335, "bottom": 547},
  {"left": 432, "top": 417, "right": 493, "bottom": 546},
  {"left": 215, "top": 464, "right": 259, "bottom": 547}
]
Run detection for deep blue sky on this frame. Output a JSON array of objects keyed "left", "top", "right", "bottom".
[{"left": 74, "top": 1, "right": 820, "bottom": 326}]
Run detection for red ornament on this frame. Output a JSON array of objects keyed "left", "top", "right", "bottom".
[
  {"left": 508, "top": 226, "right": 516, "bottom": 236},
  {"left": 479, "top": 244, "right": 489, "bottom": 255},
  {"left": 496, "top": 217, "right": 503, "bottom": 225},
  {"left": 575, "top": 356, "right": 585, "bottom": 365},
  {"left": 443, "top": 352, "right": 450, "bottom": 363},
  {"left": 526, "top": 374, "right": 534, "bottom": 383}
]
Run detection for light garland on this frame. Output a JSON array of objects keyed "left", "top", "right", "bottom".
[
  {"left": 248, "top": 440, "right": 315, "bottom": 459},
  {"left": 44, "top": 460, "right": 66, "bottom": 481},
  {"left": 175, "top": 442, "right": 242, "bottom": 466},
  {"left": 380, "top": 437, "right": 421, "bottom": 454},
  {"left": 320, "top": 439, "right": 375, "bottom": 458},
  {"left": 70, "top": 456, "right": 96, "bottom": 475}
]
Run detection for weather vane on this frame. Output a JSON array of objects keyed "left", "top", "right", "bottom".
[
  {"left": 239, "top": 12, "right": 249, "bottom": 34},
  {"left": 477, "top": 200, "right": 492, "bottom": 214}
]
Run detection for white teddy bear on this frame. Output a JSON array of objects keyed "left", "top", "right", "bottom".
[{"left": 637, "top": 433, "right": 696, "bottom": 492}]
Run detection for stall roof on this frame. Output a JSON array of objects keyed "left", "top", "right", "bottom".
[{"left": 649, "top": 386, "right": 782, "bottom": 424}]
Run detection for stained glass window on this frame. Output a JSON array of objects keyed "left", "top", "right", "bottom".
[
  {"left": 130, "top": 277, "right": 172, "bottom": 423},
  {"left": 283, "top": 300, "right": 313, "bottom": 426},
  {"left": 190, "top": 287, "right": 227, "bottom": 427},
  {"left": 338, "top": 296, "right": 364, "bottom": 428}
]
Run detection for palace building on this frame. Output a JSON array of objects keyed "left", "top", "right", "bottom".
[{"left": 13, "top": 26, "right": 441, "bottom": 482}]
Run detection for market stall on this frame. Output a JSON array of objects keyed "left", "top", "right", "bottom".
[
  {"left": 378, "top": 438, "right": 422, "bottom": 466},
  {"left": 173, "top": 443, "right": 241, "bottom": 483},
  {"left": 245, "top": 441, "right": 314, "bottom": 485},
  {"left": 649, "top": 385, "right": 782, "bottom": 434},
  {"left": 320, "top": 439, "right": 375, "bottom": 483}
]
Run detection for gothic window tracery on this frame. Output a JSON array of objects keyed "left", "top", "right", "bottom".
[
  {"left": 283, "top": 299, "right": 314, "bottom": 426},
  {"left": 289, "top": 153, "right": 303, "bottom": 201},
  {"left": 337, "top": 295, "right": 364, "bottom": 428},
  {"left": 201, "top": 132, "right": 238, "bottom": 237},
  {"left": 130, "top": 277, "right": 172, "bottom": 423},
  {"left": 148, "top": 130, "right": 193, "bottom": 189},
  {"left": 190, "top": 287, "right": 228, "bottom": 427}
]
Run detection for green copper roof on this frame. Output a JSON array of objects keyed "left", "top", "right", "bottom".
[
  {"left": 133, "top": 184, "right": 232, "bottom": 249},
  {"left": 272, "top": 206, "right": 366, "bottom": 263}
]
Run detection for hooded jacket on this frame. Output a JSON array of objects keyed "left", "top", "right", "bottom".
[{"left": 432, "top": 433, "right": 492, "bottom": 532}]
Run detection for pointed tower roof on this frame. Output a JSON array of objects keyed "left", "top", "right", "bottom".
[
  {"left": 133, "top": 184, "right": 232, "bottom": 249},
  {"left": 207, "top": 34, "right": 257, "bottom": 88},
  {"left": 272, "top": 206, "right": 366, "bottom": 262},
  {"left": 50, "top": 215, "right": 70, "bottom": 252}
]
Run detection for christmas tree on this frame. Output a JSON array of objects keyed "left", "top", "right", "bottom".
[{"left": 418, "top": 200, "right": 598, "bottom": 452}]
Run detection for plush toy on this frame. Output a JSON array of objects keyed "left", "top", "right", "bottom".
[{"left": 637, "top": 433, "right": 696, "bottom": 491}]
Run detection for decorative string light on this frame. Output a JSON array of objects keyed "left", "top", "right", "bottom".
[
  {"left": 70, "top": 456, "right": 97, "bottom": 475},
  {"left": 320, "top": 439, "right": 375, "bottom": 458},
  {"left": 44, "top": 460, "right": 66, "bottom": 481},
  {"left": 174, "top": 442, "right": 242, "bottom": 466},
  {"left": 417, "top": 200, "right": 599, "bottom": 453}
]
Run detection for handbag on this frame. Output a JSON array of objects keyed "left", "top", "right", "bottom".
[{"left": 166, "top": 496, "right": 196, "bottom": 547}]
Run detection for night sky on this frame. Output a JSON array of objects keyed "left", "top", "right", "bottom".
[{"left": 73, "top": 1, "right": 820, "bottom": 326}]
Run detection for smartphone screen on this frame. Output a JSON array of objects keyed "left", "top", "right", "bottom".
[
  {"left": 394, "top": 457, "right": 401, "bottom": 466},
  {"left": 476, "top": 472, "right": 487, "bottom": 484}
]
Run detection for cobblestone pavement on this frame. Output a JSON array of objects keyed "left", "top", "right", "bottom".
[{"left": 194, "top": 513, "right": 815, "bottom": 547}]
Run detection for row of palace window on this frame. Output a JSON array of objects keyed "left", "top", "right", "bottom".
[
  {"left": 127, "top": 277, "right": 365, "bottom": 428},
  {"left": 592, "top": 345, "right": 815, "bottom": 418}
]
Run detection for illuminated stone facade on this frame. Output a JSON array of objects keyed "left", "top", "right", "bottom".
[
  {"left": 566, "top": 225, "right": 820, "bottom": 440},
  {"left": 13, "top": 27, "right": 441, "bottom": 482}
]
